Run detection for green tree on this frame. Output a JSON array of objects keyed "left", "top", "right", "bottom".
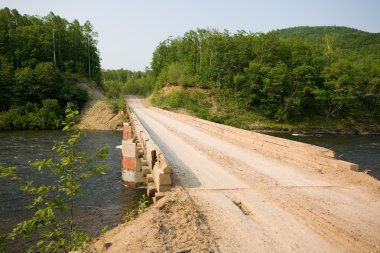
[
  {"left": 34, "top": 62, "right": 63, "bottom": 101},
  {"left": 0, "top": 57, "right": 13, "bottom": 110},
  {"left": 13, "top": 66, "right": 35, "bottom": 104},
  {"left": 313, "top": 60, "right": 359, "bottom": 118},
  {"left": 166, "top": 62, "right": 195, "bottom": 87}
]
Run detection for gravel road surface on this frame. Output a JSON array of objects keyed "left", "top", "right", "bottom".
[{"left": 127, "top": 96, "right": 380, "bottom": 253}]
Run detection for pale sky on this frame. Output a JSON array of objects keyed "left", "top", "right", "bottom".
[{"left": 1, "top": 0, "right": 379, "bottom": 71}]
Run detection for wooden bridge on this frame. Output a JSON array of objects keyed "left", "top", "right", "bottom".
[{"left": 118, "top": 96, "right": 380, "bottom": 253}]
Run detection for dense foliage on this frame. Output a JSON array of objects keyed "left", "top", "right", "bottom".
[
  {"left": 149, "top": 27, "right": 380, "bottom": 127},
  {"left": 101, "top": 69, "right": 155, "bottom": 112},
  {"left": 102, "top": 69, "right": 155, "bottom": 97},
  {"left": 0, "top": 99, "right": 64, "bottom": 130},
  {"left": 0, "top": 7, "right": 101, "bottom": 129}
]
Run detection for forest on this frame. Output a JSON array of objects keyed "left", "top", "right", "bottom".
[
  {"left": 0, "top": 7, "right": 101, "bottom": 130},
  {"left": 108, "top": 26, "right": 380, "bottom": 132},
  {"left": 1, "top": 7, "right": 379, "bottom": 132}
]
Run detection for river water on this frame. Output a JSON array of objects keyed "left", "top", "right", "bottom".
[
  {"left": 0, "top": 130, "right": 144, "bottom": 252},
  {"left": 268, "top": 133, "right": 380, "bottom": 180}
]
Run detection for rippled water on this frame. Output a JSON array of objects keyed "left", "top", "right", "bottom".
[
  {"left": 0, "top": 130, "right": 144, "bottom": 252},
  {"left": 268, "top": 133, "right": 380, "bottom": 180}
]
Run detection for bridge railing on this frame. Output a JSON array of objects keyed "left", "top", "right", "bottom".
[
  {"left": 151, "top": 107, "right": 359, "bottom": 173},
  {"left": 120, "top": 104, "right": 171, "bottom": 202}
]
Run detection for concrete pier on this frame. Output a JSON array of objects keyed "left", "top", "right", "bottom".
[
  {"left": 121, "top": 123, "right": 142, "bottom": 187},
  {"left": 121, "top": 106, "right": 172, "bottom": 197}
]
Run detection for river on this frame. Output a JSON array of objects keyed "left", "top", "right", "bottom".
[
  {"left": 0, "top": 130, "right": 144, "bottom": 252},
  {"left": 268, "top": 133, "right": 380, "bottom": 179}
]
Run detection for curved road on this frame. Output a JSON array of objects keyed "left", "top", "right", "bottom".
[{"left": 127, "top": 97, "right": 380, "bottom": 253}]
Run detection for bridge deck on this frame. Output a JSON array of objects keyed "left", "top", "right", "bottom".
[{"left": 127, "top": 96, "right": 380, "bottom": 253}]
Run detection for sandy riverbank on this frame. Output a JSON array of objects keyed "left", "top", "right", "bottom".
[{"left": 77, "top": 84, "right": 125, "bottom": 130}]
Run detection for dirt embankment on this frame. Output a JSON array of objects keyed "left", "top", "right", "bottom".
[
  {"left": 91, "top": 188, "right": 216, "bottom": 253},
  {"left": 77, "top": 84, "right": 125, "bottom": 130}
]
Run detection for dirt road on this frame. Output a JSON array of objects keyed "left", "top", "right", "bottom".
[{"left": 127, "top": 97, "right": 380, "bottom": 253}]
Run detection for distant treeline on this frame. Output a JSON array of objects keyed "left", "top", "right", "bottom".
[
  {"left": 150, "top": 28, "right": 380, "bottom": 122},
  {"left": 102, "top": 69, "right": 154, "bottom": 96},
  {"left": 104, "top": 26, "right": 380, "bottom": 131},
  {"left": 101, "top": 69, "right": 155, "bottom": 112},
  {"left": 0, "top": 7, "right": 101, "bottom": 129}
]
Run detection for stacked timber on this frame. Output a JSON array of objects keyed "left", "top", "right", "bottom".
[{"left": 123, "top": 104, "right": 172, "bottom": 199}]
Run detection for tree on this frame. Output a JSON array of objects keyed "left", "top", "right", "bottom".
[
  {"left": 34, "top": 62, "right": 63, "bottom": 101},
  {"left": 0, "top": 57, "right": 13, "bottom": 110},
  {"left": 313, "top": 60, "right": 359, "bottom": 118},
  {"left": 134, "top": 26, "right": 380, "bottom": 128},
  {"left": 166, "top": 62, "right": 195, "bottom": 87},
  {"left": 13, "top": 66, "right": 35, "bottom": 104}
]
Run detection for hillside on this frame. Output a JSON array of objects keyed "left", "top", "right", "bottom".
[
  {"left": 272, "top": 26, "right": 380, "bottom": 61},
  {"left": 272, "top": 26, "right": 380, "bottom": 48},
  {"left": 107, "top": 26, "right": 380, "bottom": 133}
]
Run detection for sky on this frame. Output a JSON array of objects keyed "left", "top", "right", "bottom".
[{"left": 1, "top": 0, "right": 380, "bottom": 71}]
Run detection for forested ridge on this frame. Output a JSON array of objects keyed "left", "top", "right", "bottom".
[
  {"left": 106, "top": 26, "right": 380, "bottom": 132},
  {"left": 1, "top": 7, "right": 378, "bottom": 133},
  {"left": 273, "top": 26, "right": 380, "bottom": 50},
  {"left": 0, "top": 7, "right": 101, "bottom": 130}
]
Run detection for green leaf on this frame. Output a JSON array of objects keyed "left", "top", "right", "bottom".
[
  {"left": 80, "top": 173, "right": 90, "bottom": 180},
  {"left": 101, "top": 225, "right": 108, "bottom": 234},
  {"left": 36, "top": 240, "right": 44, "bottom": 247}
]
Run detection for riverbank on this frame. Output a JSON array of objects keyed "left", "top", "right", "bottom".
[
  {"left": 91, "top": 187, "right": 216, "bottom": 253},
  {"left": 150, "top": 86, "right": 380, "bottom": 135},
  {"left": 77, "top": 84, "right": 125, "bottom": 130}
]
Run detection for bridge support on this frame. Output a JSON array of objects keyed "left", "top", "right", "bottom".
[
  {"left": 121, "top": 123, "right": 142, "bottom": 188},
  {"left": 121, "top": 102, "right": 173, "bottom": 197}
]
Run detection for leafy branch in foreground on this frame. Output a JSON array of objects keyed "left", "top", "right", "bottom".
[{"left": 0, "top": 103, "right": 109, "bottom": 253}]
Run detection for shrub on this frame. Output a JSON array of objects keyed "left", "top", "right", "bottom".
[
  {"left": 151, "top": 88, "right": 210, "bottom": 114},
  {"left": 60, "top": 85, "right": 88, "bottom": 109},
  {"left": 157, "top": 63, "right": 196, "bottom": 87},
  {"left": 0, "top": 100, "right": 64, "bottom": 130}
]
